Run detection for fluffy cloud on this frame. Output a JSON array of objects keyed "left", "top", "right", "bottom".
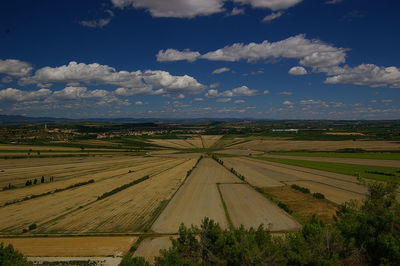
[
  {"left": 263, "top": 90, "right": 270, "bottom": 94},
  {"left": 0, "top": 88, "right": 51, "bottom": 102},
  {"left": 165, "top": 35, "right": 347, "bottom": 73},
  {"left": 234, "top": 99, "right": 245, "bottom": 104},
  {"left": 111, "top": 0, "right": 302, "bottom": 18},
  {"left": 0, "top": 59, "right": 33, "bottom": 77},
  {"left": 262, "top": 11, "right": 283, "bottom": 22},
  {"left": 325, "top": 0, "right": 343, "bottom": 4},
  {"left": 111, "top": 0, "right": 224, "bottom": 18},
  {"left": 51, "top": 86, "right": 109, "bottom": 100},
  {"left": 288, "top": 66, "right": 307, "bottom": 75},
  {"left": 216, "top": 98, "right": 231, "bottom": 103},
  {"left": 279, "top": 91, "right": 293, "bottom": 95},
  {"left": 212, "top": 67, "right": 230, "bottom": 74},
  {"left": 282, "top": 100, "right": 293, "bottom": 105},
  {"left": 325, "top": 64, "right": 400, "bottom": 88},
  {"left": 0, "top": 87, "right": 130, "bottom": 107},
  {"left": 21, "top": 61, "right": 205, "bottom": 94},
  {"left": 80, "top": 18, "right": 112, "bottom": 28},
  {"left": 234, "top": 0, "right": 302, "bottom": 11},
  {"left": 206, "top": 85, "right": 258, "bottom": 97},
  {"left": 156, "top": 49, "right": 201, "bottom": 62}
]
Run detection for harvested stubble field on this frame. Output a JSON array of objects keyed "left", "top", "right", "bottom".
[
  {"left": 201, "top": 135, "right": 222, "bottom": 148},
  {"left": 220, "top": 184, "right": 300, "bottom": 231},
  {"left": 0, "top": 236, "right": 136, "bottom": 257},
  {"left": 223, "top": 157, "right": 367, "bottom": 204},
  {"left": 221, "top": 157, "right": 292, "bottom": 187},
  {"left": 229, "top": 139, "right": 400, "bottom": 151},
  {"left": 0, "top": 157, "right": 190, "bottom": 233},
  {"left": 41, "top": 158, "right": 198, "bottom": 233},
  {"left": 0, "top": 156, "right": 173, "bottom": 205},
  {"left": 151, "top": 158, "right": 238, "bottom": 233}
]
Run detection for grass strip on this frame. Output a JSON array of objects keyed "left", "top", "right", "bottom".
[
  {"left": 269, "top": 151, "right": 400, "bottom": 160},
  {"left": 255, "top": 157, "right": 400, "bottom": 183},
  {"left": 97, "top": 175, "right": 149, "bottom": 200},
  {"left": 216, "top": 183, "right": 234, "bottom": 230}
]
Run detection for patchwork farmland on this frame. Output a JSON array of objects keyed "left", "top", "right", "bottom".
[{"left": 1, "top": 134, "right": 398, "bottom": 264}]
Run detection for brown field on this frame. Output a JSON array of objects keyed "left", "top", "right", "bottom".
[
  {"left": 134, "top": 237, "right": 173, "bottom": 263},
  {"left": 0, "top": 236, "right": 136, "bottom": 256},
  {"left": 220, "top": 184, "right": 300, "bottom": 231},
  {"left": 201, "top": 135, "right": 222, "bottom": 148},
  {"left": 262, "top": 186, "right": 338, "bottom": 223},
  {"left": 263, "top": 154, "right": 400, "bottom": 168},
  {"left": 222, "top": 157, "right": 367, "bottom": 204},
  {"left": 221, "top": 157, "right": 287, "bottom": 187},
  {"left": 0, "top": 158, "right": 189, "bottom": 233},
  {"left": 151, "top": 158, "right": 237, "bottom": 233},
  {"left": 229, "top": 139, "right": 400, "bottom": 151},
  {"left": 0, "top": 156, "right": 174, "bottom": 205},
  {"left": 41, "top": 158, "right": 197, "bottom": 233},
  {"left": 285, "top": 180, "right": 364, "bottom": 204},
  {"left": 2, "top": 135, "right": 393, "bottom": 259}
]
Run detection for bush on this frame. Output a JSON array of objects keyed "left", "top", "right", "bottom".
[
  {"left": 28, "top": 223, "right": 37, "bottom": 230},
  {"left": 313, "top": 192, "right": 325, "bottom": 199},
  {"left": 291, "top": 184, "right": 310, "bottom": 194},
  {"left": 0, "top": 243, "right": 32, "bottom": 266},
  {"left": 278, "top": 201, "right": 293, "bottom": 214}
]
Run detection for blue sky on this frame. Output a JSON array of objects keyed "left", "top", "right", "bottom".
[{"left": 0, "top": 0, "right": 399, "bottom": 119}]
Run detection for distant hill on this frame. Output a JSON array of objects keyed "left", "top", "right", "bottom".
[{"left": 0, "top": 115, "right": 262, "bottom": 125}]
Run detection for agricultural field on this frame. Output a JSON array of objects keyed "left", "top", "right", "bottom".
[{"left": 1, "top": 133, "right": 399, "bottom": 264}]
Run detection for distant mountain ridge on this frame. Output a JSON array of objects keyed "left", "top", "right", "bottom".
[{"left": 0, "top": 115, "right": 260, "bottom": 124}]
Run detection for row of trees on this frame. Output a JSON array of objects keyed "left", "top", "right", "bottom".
[{"left": 25, "top": 176, "right": 54, "bottom": 186}]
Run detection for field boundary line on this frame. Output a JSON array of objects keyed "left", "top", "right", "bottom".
[{"left": 216, "top": 183, "right": 234, "bottom": 230}]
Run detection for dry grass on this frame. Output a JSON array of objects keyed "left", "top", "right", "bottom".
[
  {"left": 0, "top": 236, "right": 136, "bottom": 256},
  {"left": 262, "top": 186, "right": 338, "bottom": 224}
]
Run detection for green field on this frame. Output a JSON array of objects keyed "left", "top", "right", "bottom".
[
  {"left": 268, "top": 151, "right": 400, "bottom": 160},
  {"left": 255, "top": 157, "right": 400, "bottom": 183}
]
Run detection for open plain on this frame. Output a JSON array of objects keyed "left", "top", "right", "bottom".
[{"left": 1, "top": 133, "right": 397, "bottom": 264}]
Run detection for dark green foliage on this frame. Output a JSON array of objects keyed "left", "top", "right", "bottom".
[
  {"left": 291, "top": 184, "right": 310, "bottom": 194},
  {"left": 28, "top": 223, "right": 37, "bottom": 230},
  {"left": 2, "top": 183, "right": 15, "bottom": 191},
  {"left": 336, "top": 182, "right": 400, "bottom": 265},
  {"left": 365, "top": 170, "right": 395, "bottom": 176},
  {"left": 41, "top": 176, "right": 45, "bottom": 183},
  {"left": 277, "top": 201, "right": 293, "bottom": 214},
  {"left": 0, "top": 242, "right": 32, "bottom": 266},
  {"left": 313, "top": 192, "right": 326, "bottom": 199},
  {"left": 122, "top": 182, "right": 400, "bottom": 266},
  {"left": 97, "top": 176, "right": 149, "bottom": 200}
]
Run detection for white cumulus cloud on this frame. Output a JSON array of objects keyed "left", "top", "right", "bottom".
[
  {"left": 212, "top": 67, "right": 230, "bottom": 74},
  {"left": 156, "top": 49, "right": 201, "bottom": 62},
  {"left": 262, "top": 11, "right": 283, "bottom": 22},
  {"left": 288, "top": 66, "right": 307, "bottom": 75},
  {"left": 0, "top": 59, "right": 33, "bottom": 77}
]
